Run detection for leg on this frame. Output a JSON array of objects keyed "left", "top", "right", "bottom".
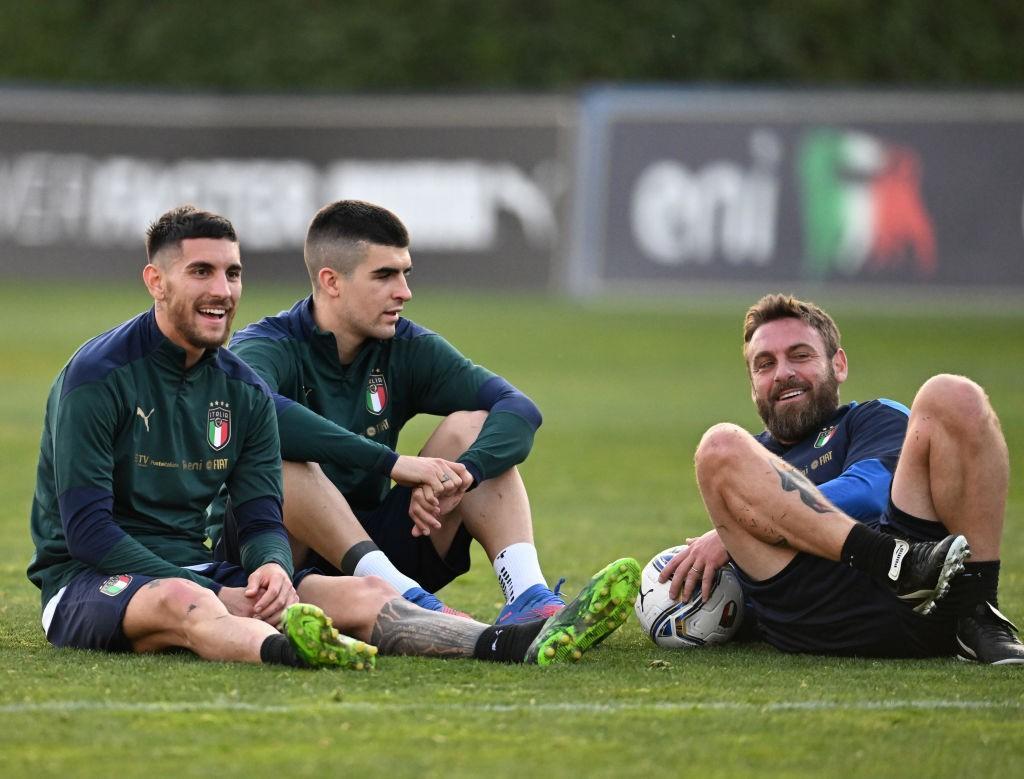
[
  {"left": 891, "top": 374, "right": 1008, "bottom": 561},
  {"left": 282, "top": 460, "right": 374, "bottom": 568},
  {"left": 282, "top": 461, "right": 437, "bottom": 609},
  {"left": 299, "top": 571, "right": 495, "bottom": 658},
  {"left": 419, "top": 411, "right": 563, "bottom": 620},
  {"left": 695, "top": 422, "right": 967, "bottom": 614},
  {"left": 122, "top": 578, "right": 276, "bottom": 662},
  {"left": 694, "top": 423, "right": 856, "bottom": 580},
  {"left": 297, "top": 560, "right": 639, "bottom": 666},
  {"left": 890, "top": 376, "right": 1022, "bottom": 664},
  {"left": 418, "top": 411, "right": 533, "bottom": 560}
]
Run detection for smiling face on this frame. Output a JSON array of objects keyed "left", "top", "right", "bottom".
[
  {"left": 144, "top": 237, "right": 242, "bottom": 365},
  {"left": 746, "top": 317, "right": 848, "bottom": 444},
  {"left": 315, "top": 242, "right": 413, "bottom": 364}
]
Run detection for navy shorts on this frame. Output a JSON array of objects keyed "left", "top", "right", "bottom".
[
  {"left": 42, "top": 561, "right": 317, "bottom": 653},
  {"left": 304, "top": 484, "right": 473, "bottom": 594},
  {"left": 735, "top": 500, "right": 957, "bottom": 658}
]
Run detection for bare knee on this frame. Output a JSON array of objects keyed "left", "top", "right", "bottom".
[
  {"left": 695, "top": 423, "right": 752, "bottom": 489},
  {"left": 124, "top": 578, "right": 223, "bottom": 648},
  {"left": 149, "top": 578, "right": 219, "bottom": 620},
  {"left": 353, "top": 575, "right": 401, "bottom": 607},
  {"left": 915, "top": 374, "right": 998, "bottom": 433},
  {"left": 424, "top": 411, "right": 488, "bottom": 457}
]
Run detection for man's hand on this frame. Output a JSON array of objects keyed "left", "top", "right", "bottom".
[
  {"left": 244, "top": 562, "right": 299, "bottom": 625},
  {"left": 391, "top": 455, "right": 470, "bottom": 497},
  {"left": 399, "top": 457, "right": 474, "bottom": 537},
  {"left": 658, "top": 529, "right": 730, "bottom": 603}
]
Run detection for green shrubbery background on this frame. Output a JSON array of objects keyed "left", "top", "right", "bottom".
[{"left": 2, "top": 0, "right": 1022, "bottom": 91}]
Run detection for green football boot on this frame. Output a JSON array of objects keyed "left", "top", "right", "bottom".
[
  {"left": 525, "top": 557, "right": 641, "bottom": 666},
  {"left": 280, "top": 603, "right": 378, "bottom": 670}
]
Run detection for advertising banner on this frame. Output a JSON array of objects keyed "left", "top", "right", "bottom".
[
  {"left": 568, "top": 90, "right": 1024, "bottom": 295},
  {"left": 0, "top": 89, "right": 572, "bottom": 289}
]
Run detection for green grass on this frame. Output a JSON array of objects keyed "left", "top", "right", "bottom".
[{"left": 1, "top": 281, "right": 1023, "bottom": 778}]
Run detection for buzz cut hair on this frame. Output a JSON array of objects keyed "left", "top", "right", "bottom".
[
  {"left": 304, "top": 200, "right": 409, "bottom": 288},
  {"left": 742, "top": 293, "right": 842, "bottom": 359},
  {"left": 145, "top": 205, "right": 237, "bottom": 263}
]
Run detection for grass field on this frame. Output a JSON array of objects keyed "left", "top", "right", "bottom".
[{"left": 1, "top": 280, "right": 1022, "bottom": 778}]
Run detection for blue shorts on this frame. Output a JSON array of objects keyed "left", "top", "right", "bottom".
[
  {"left": 735, "top": 500, "right": 957, "bottom": 658},
  {"left": 305, "top": 485, "right": 473, "bottom": 594},
  {"left": 42, "top": 562, "right": 317, "bottom": 653}
]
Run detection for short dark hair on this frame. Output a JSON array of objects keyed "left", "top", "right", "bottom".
[
  {"left": 742, "top": 293, "right": 842, "bottom": 359},
  {"left": 304, "top": 200, "right": 409, "bottom": 284},
  {"left": 145, "top": 205, "right": 237, "bottom": 262}
]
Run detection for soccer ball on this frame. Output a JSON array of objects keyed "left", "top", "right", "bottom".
[{"left": 634, "top": 545, "right": 745, "bottom": 648}]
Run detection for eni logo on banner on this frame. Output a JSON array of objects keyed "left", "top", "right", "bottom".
[
  {"left": 797, "top": 129, "right": 936, "bottom": 279},
  {"left": 630, "top": 130, "right": 781, "bottom": 267}
]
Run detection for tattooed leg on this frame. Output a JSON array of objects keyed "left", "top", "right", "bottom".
[
  {"left": 370, "top": 598, "right": 487, "bottom": 658},
  {"left": 771, "top": 461, "right": 834, "bottom": 514},
  {"left": 693, "top": 423, "right": 858, "bottom": 580}
]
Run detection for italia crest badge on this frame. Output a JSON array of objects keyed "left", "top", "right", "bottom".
[
  {"left": 814, "top": 426, "right": 837, "bottom": 448},
  {"left": 100, "top": 574, "right": 132, "bottom": 597},
  {"left": 366, "top": 370, "right": 388, "bottom": 415},
  {"left": 208, "top": 400, "right": 231, "bottom": 451}
]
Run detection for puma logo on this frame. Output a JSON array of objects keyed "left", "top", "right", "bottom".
[
  {"left": 638, "top": 587, "right": 655, "bottom": 610},
  {"left": 491, "top": 629, "right": 504, "bottom": 652},
  {"left": 136, "top": 407, "right": 155, "bottom": 432}
]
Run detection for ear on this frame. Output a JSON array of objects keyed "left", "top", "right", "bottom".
[
  {"left": 317, "top": 266, "right": 343, "bottom": 298},
  {"left": 832, "top": 347, "right": 848, "bottom": 384},
  {"left": 142, "top": 263, "right": 165, "bottom": 302}
]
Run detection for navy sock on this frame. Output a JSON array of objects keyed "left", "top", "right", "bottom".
[
  {"left": 840, "top": 522, "right": 901, "bottom": 582},
  {"left": 473, "top": 621, "right": 545, "bottom": 664},
  {"left": 946, "top": 560, "right": 1001, "bottom": 615},
  {"left": 260, "top": 633, "right": 304, "bottom": 667},
  {"left": 340, "top": 539, "right": 381, "bottom": 576}
]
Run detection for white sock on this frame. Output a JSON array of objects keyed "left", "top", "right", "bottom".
[
  {"left": 353, "top": 550, "right": 421, "bottom": 595},
  {"left": 493, "top": 542, "right": 547, "bottom": 604}
]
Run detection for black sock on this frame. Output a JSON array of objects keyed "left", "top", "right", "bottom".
[
  {"left": 945, "top": 560, "right": 1001, "bottom": 615},
  {"left": 473, "top": 621, "right": 546, "bottom": 664},
  {"left": 840, "top": 522, "right": 902, "bottom": 582},
  {"left": 340, "top": 540, "right": 380, "bottom": 576},
  {"left": 260, "top": 633, "right": 305, "bottom": 667}
]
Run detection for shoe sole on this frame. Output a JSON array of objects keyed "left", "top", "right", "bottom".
[
  {"left": 909, "top": 535, "right": 970, "bottom": 616},
  {"left": 955, "top": 647, "right": 1024, "bottom": 665},
  {"left": 281, "top": 603, "right": 378, "bottom": 670},
  {"left": 525, "top": 558, "right": 640, "bottom": 666}
]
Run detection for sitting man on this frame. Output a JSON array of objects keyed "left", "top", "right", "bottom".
[
  {"left": 219, "top": 199, "right": 563, "bottom": 623},
  {"left": 27, "top": 204, "right": 639, "bottom": 670},
  {"left": 661, "top": 293, "right": 1023, "bottom": 664}
]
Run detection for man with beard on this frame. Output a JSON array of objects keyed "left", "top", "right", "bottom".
[
  {"left": 27, "top": 204, "right": 640, "bottom": 669},
  {"left": 659, "top": 293, "right": 1023, "bottom": 664}
]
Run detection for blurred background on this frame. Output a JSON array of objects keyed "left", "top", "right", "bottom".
[{"left": 2, "top": 0, "right": 1023, "bottom": 300}]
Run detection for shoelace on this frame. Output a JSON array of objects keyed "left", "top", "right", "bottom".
[{"left": 552, "top": 577, "right": 566, "bottom": 600}]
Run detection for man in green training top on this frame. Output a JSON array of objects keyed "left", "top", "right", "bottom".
[
  {"left": 221, "top": 200, "right": 564, "bottom": 623},
  {"left": 27, "top": 204, "right": 639, "bottom": 669}
]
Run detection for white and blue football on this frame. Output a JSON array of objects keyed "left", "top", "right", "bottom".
[{"left": 634, "top": 545, "right": 745, "bottom": 648}]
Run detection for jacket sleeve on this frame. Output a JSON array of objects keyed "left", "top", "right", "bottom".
[
  {"left": 410, "top": 335, "right": 542, "bottom": 485},
  {"left": 818, "top": 400, "right": 909, "bottom": 520},
  {"left": 224, "top": 390, "right": 294, "bottom": 576}
]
